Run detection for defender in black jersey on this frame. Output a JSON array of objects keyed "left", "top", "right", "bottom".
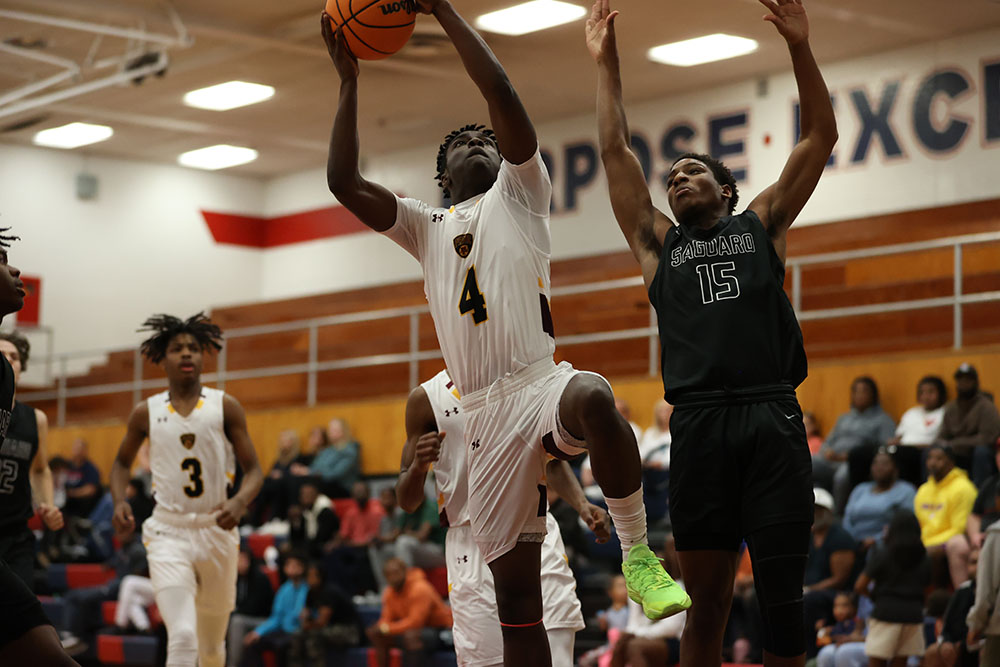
[
  {"left": 0, "top": 331, "right": 65, "bottom": 589},
  {"left": 0, "top": 232, "right": 79, "bottom": 666},
  {"left": 588, "top": 0, "right": 837, "bottom": 664}
]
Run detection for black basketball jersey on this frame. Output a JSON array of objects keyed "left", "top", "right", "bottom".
[
  {"left": 649, "top": 209, "right": 807, "bottom": 402},
  {"left": 0, "top": 401, "right": 38, "bottom": 530}
]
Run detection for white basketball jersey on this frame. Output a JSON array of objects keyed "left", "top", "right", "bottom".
[
  {"left": 421, "top": 369, "right": 469, "bottom": 527},
  {"left": 147, "top": 387, "right": 235, "bottom": 514},
  {"left": 385, "top": 149, "right": 556, "bottom": 396}
]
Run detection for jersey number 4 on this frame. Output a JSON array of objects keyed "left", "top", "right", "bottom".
[
  {"left": 181, "top": 458, "right": 204, "bottom": 498},
  {"left": 696, "top": 262, "right": 741, "bottom": 305},
  {"left": 459, "top": 266, "right": 488, "bottom": 325}
]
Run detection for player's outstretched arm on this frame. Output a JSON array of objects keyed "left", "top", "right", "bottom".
[
  {"left": 220, "top": 395, "right": 264, "bottom": 529},
  {"left": 419, "top": 0, "right": 536, "bottom": 165},
  {"left": 546, "top": 459, "right": 611, "bottom": 543},
  {"left": 30, "top": 409, "right": 63, "bottom": 531},
  {"left": 322, "top": 14, "right": 397, "bottom": 232},
  {"left": 397, "top": 386, "right": 441, "bottom": 513},
  {"left": 586, "top": 0, "right": 665, "bottom": 289},
  {"left": 747, "top": 0, "right": 837, "bottom": 262},
  {"left": 111, "top": 402, "right": 149, "bottom": 536}
]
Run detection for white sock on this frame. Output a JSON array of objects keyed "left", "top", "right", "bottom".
[{"left": 604, "top": 486, "right": 647, "bottom": 560}]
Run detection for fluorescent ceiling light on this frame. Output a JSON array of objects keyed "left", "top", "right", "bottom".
[
  {"left": 647, "top": 33, "right": 758, "bottom": 67},
  {"left": 475, "top": 0, "right": 586, "bottom": 36},
  {"left": 33, "top": 122, "right": 113, "bottom": 149},
  {"left": 183, "top": 81, "right": 275, "bottom": 111},
  {"left": 178, "top": 144, "right": 258, "bottom": 170}
]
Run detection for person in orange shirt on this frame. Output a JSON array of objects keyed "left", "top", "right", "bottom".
[{"left": 367, "top": 558, "right": 453, "bottom": 667}]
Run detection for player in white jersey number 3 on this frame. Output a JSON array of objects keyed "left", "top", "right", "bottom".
[
  {"left": 400, "top": 369, "right": 610, "bottom": 666},
  {"left": 111, "top": 314, "right": 264, "bottom": 667},
  {"left": 323, "top": 1, "right": 689, "bottom": 664}
]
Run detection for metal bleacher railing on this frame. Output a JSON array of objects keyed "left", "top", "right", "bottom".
[{"left": 19, "top": 230, "right": 1000, "bottom": 427}]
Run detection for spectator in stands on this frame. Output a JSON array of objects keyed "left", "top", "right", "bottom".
[
  {"left": 854, "top": 510, "right": 930, "bottom": 667},
  {"left": 578, "top": 575, "right": 630, "bottom": 667},
  {"left": 937, "top": 364, "right": 1000, "bottom": 487},
  {"left": 638, "top": 400, "right": 672, "bottom": 469},
  {"left": 287, "top": 481, "right": 339, "bottom": 559},
  {"left": 310, "top": 418, "right": 360, "bottom": 498},
  {"left": 967, "top": 509, "right": 1000, "bottom": 662},
  {"left": 924, "top": 549, "right": 978, "bottom": 667},
  {"left": 615, "top": 397, "right": 642, "bottom": 444},
  {"left": 63, "top": 438, "right": 102, "bottom": 518},
  {"left": 59, "top": 531, "right": 147, "bottom": 655},
  {"left": 813, "top": 377, "right": 897, "bottom": 511},
  {"left": 113, "top": 573, "right": 155, "bottom": 633},
  {"left": 287, "top": 562, "right": 360, "bottom": 667},
  {"left": 804, "top": 411, "right": 824, "bottom": 456},
  {"left": 370, "top": 488, "right": 404, "bottom": 588},
  {"left": 609, "top": 534, "right": 686, "bottom": 667},
  {"left": 251, "top": 430, "right": 310, "bottom": 525},
  {"left": 889, "top": 376, "right": 947, "bottom": 485},
  {"left": 324, "top": 481, "right": 384, "bottom": 595},
  {"left": 389, "top": 495, "right": 446, "bottom": 569},
  {"left": 804, "top": 488, "right": 857, "bottom": 657},
  {"left": 125, "top": 477, "right": 153, "bottom": 528},
  {"left": 842, "top": 448, "right": 916, "bottom": 550},
  {"left": 367, "top": 558, "right": 453, "bottom": 667},
  {"left": 815, "top": 592, "right": 865, "bottom": 667},
  {"left": 916, "top": 445, "right": 977, "bottom": 588},
  {"left": 227, "top": 546, "right": 276, "bottom": 667},
  {"left": 240, "top": 552, "right": 310, "bottom": 667}
]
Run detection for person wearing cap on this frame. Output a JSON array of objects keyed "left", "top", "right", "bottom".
[
  {"left": 937, "top": 364, "right": 1000, "bottom": 487},
  {"left": 803, "top": 488, "right": 857, "bottom": 657},
  {"left": 915, "top": 444, "right": 978, "bottom": 588}
]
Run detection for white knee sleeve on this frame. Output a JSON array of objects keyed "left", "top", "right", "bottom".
[
  {"left": 197, "top": 611, "right": 231, "bottom": 667},
  {"left": 156, "top": 586, "right": 199, "bottom": 667},
  {"left": 546, "top": 628, "right": 576, "bottom": 667}
]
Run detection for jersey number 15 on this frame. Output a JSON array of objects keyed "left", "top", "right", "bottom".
[{"left": 696, "top": 262, "right": 741, "bottom": 305}]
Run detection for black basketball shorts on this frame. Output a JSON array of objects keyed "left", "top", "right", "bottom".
[
  {"left": 0, "top": 557, "right": 51, "bottom": 649},
  {"left": 668, "top": 386, "right": 814, "bottom": 552}
]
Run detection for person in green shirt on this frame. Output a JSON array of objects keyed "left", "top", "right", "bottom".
[{"left": 393, "top": 496, "right": 447, "bottom": 568}]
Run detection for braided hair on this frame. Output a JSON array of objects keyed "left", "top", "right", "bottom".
[
  {"left": 0, "top": 227, "right": 19, "bottom": 250},
  {"left": 435, "top": 123, "right": 497, "bottom": 200},
  {"left": 138, "top": 312, "right": 223, "bottom": 364}
]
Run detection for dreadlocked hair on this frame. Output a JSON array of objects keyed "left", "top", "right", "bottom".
[
  {"left": 138, "top": 312, "right": 223, "bottom": 364},
  {"left": 672, "top": 153, "right": 740, "bottom": 213},
  {"left": 0, "top": 227, "right": 19, "bottom": 249},
  {"left": 435, "top": 123, "right": 497, "bottom": 200}
]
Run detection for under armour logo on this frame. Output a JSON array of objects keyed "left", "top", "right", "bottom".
[
  {"left": 457, "top": 555, "right": 468, "bottom": 564},
  {"left": 444, "top": 408, "right": 459, "bottom": 417},
  {"left": 157, "top": 417, "right": 168, "bottom": 423},
  {"left": 431, "top": 212, "right": 445, "bottom": 223},
  {"left": 470, "top": 440, "right": 481, "bottom": 451}
]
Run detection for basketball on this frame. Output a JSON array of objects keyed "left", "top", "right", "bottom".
[{"left": 325, "top": 0, "right": 418, "bottom": 60}]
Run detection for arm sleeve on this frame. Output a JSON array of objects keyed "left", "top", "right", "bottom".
[
  {"left": 494, "top": 149, "right": 551, "bottom": 218},
  {"left": 382, "top": 196, "right": 430, "bottom": 260}
]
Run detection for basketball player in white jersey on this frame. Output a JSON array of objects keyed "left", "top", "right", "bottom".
[
  {"left": 398, "top": 369, "right": 608, "bottom": 666},
  {"left": 324, "top": 3, "right": 688, "bottom": 665},
  {"left": 110, "top": 313, "right": 264, "bottom": 667}
]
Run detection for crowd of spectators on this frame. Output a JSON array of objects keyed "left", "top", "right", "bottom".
[{"left": 19, "top": 360, "right": 1000, "bottom": 666}]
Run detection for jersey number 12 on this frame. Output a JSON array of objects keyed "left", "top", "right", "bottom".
[{"left": 459, "top": 266, "right": 488, "bottom": 325}]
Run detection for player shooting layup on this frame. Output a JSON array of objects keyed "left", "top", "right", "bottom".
[{"left": 323, "top": 1, "right": 688, "bottom": 664}]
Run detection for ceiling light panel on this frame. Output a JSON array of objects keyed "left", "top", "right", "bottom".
[
  {"left": 33, "top": 122, "right": 113, "bottom": 149},
  {"left": 475, "top": 0, "right": 587, "bottom": 36},
  {"left": 183, "top": 81, "right": 275, "bottom": 111},
  {"left": 647, "top": 34, "right": 759, "bottom": 67},
  {"left": 178, "top": 144, "right": 258, "bottom": 170}
]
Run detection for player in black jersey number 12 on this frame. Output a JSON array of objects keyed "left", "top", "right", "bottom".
[
  {"left": 0, "top": 230, "right": 79, "bottom": 666},
  {"left": 588, "top": 0, "right": 837, "bottom": 665}
]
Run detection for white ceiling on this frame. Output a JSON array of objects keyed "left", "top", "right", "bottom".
[{"left": 2, "top": 0, "right": 1000, "bottom": 177}]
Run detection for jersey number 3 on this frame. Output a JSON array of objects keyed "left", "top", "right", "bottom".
[
  {"left": 459, "top": 266, "right": 488, "bottom": 325},
  {"left": 181, "top": 458, "right": 204, "bottom": 498}
]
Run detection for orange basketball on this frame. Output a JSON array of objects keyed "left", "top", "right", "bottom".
[{"left": 325, "top": 0, "right": 418, "bottom": 60}]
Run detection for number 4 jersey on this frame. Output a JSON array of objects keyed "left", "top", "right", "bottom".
[
  {"left": 649, "top": 209, "right": 807, "bottom": 402},
  {"left": 384, "top": 149, "right": 556, "bottom": 397},
  {"left": 147, "top": 387, "right": 235, "bottom": 515}
]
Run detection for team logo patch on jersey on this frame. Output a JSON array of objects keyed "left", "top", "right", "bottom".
[
  {"left": 180, "top": 433, "right": 196, "bottom": 449},
  {"left": 453, "top": 233, "right": 473, "bottom": 258}
]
